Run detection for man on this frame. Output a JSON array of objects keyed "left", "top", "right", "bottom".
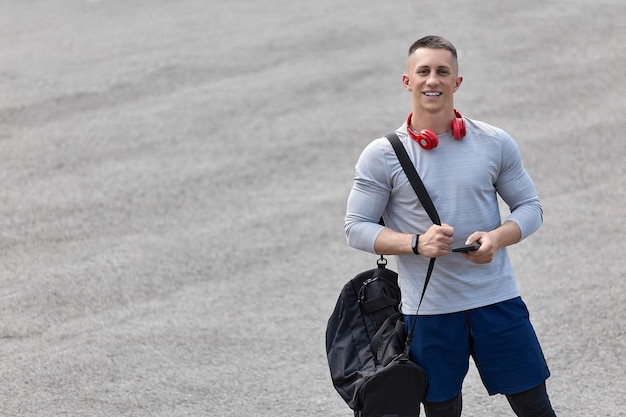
[{"left": 344, "top": 36, "right": 557, "bottom": 417}]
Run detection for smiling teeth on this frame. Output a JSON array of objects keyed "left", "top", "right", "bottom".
[{"left": 424, "top": 92, "right": 441, "bottom": 96}]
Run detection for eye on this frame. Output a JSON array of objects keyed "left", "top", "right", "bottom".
[{"left": 438, "top": 69, "right": 450, "bottom": 75}]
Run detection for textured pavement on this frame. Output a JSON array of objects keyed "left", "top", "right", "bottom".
[{"left": 0, "top": 0, "right": 624, "bottom": 416}]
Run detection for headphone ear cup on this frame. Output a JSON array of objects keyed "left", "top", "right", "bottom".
[
  {"left": 452, "top": 110, "right": 466, "bottom": 140},
  {"left": 416, "top": 129, "right": 438, "bottom": 150},
  {"left": 451, "top": 117, "right": 466, "bottom": 140}
]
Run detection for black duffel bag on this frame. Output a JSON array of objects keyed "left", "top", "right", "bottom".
[{"left": 328, "top": 133, "right": 440, "bottom": 416}]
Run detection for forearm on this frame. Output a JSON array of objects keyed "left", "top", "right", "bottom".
[
  {"left": 488, "top": 220, "right": 522, "bottom": 249},
  {"left": 375, "top": 224, "right": 455, "bottom": 257},
  {"left": 506, "top": 200, "right": 543, "bottom": 240},
  {"left": 373, "top": 228, "right": 414, "bottom": 255}
]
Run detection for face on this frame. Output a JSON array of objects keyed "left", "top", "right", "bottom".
[{"left": 402, "top": 47, "right": 462, "bottom": 114}]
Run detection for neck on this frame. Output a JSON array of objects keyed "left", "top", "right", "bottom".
[{"left": 409, "top": 108, "right": 455, "bottom": 135}]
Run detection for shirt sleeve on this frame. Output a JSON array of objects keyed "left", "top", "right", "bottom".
[
  {"left": 344, "top": 139, "right": 390, "bottom": 253},
  {"left": 495, "top": 132, "right": 543, "bottom": 240}
]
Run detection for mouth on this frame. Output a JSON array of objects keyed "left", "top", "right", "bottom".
[{"left": 423, "top": 92, "right": 442, "bottom": 97}]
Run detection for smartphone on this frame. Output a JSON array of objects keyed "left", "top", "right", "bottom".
[{"left": 452, "top": 243, "right": 481, "bottom": 253}]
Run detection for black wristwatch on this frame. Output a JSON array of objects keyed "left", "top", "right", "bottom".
[{"left": 411, "top": 234, "right": 420, "bottom": 255}]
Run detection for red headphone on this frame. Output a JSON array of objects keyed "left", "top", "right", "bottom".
[{"left": 406, "top": 109, "right": 466, "bottom": 150}]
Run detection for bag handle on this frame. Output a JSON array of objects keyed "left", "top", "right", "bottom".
[{"left": 385, "top": 133, "right": 439, "bottom": 359}]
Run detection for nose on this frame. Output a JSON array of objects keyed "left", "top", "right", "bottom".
[{"left": 426, "top": 73, "right": 440, "bottom": 87}]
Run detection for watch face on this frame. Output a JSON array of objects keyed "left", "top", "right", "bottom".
[{"left": 411, "top": 234, "right": 418, "bottom": 254}]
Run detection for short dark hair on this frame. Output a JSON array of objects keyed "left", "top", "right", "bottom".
[{"left": 408, "top": 35, "right": 457, "bottom": 60}]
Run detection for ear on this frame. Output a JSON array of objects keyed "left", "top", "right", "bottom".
[
  {"left": 453, "top": 76, "right": 463, "bottom": 92},
  {"left": 402, "top": 74, "right": 411, "bottom": 91}
]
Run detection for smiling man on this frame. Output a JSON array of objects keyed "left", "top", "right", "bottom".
[{"left": 344, "top": 36, "right": 557, "bottom": 417}]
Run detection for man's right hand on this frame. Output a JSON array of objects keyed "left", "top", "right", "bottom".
[{"left": 418, "top": 223, "right": 455, "bottom": 257}]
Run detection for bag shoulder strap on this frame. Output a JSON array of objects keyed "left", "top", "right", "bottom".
[
  {"left": 384, "top": 132, "right": 440, "bottom": 358},
  {"left": 385, "top": 133, "right": 440, "bottom": 226}
]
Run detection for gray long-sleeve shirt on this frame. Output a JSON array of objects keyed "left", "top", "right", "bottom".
[{"left": 345, "top": 117, "right": 543, "bottom": 314}]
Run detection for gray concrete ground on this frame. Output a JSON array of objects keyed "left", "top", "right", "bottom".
[{"left": 0, "top": 0, "right": 624, "bottom": 416}]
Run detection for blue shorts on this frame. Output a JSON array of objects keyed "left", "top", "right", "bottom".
[{"left": 404, "top": 297, "right": 550, "bottom": 403}]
